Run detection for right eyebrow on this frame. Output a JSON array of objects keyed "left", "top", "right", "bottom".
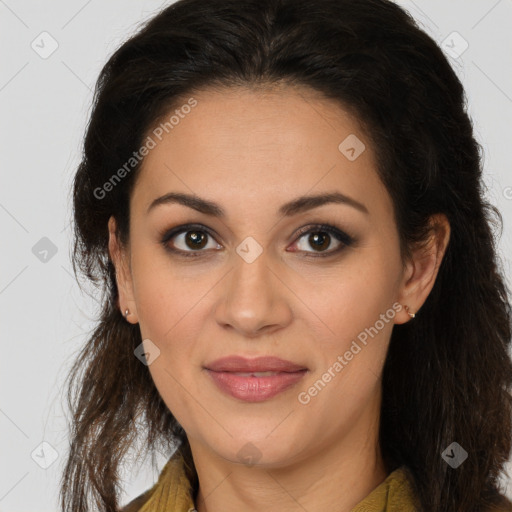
[{"left": 147, "top": 192, "right": 225, "bottom": 217}]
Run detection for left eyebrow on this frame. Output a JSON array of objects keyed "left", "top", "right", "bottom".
[
  {"left": 278, "top": 192, "right": 369, "bottom": 216},
  {"left": 146, "top": 191, "right": 369, "bottom": 217}
]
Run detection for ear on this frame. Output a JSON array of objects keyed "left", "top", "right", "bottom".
[
  {"left": 108, "top": 216, "right": 139, "bottom": 324},
  {"left": 395, "top": 213, "right": 451, "bottom": 325}
]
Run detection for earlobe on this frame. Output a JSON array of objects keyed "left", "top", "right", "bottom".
[
  {"left": 403, "top": 305, "right": 416, "bottom": 319},
  {"left": 108, "top": 216, "right": 139, "bottom": 324},
  {"left": 395, "top": 214, "right": 451, "bottom": 325}
]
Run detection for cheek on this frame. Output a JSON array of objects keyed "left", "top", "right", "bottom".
[
  {"left": 129, "top": 252, "right": 210, "bottom": 431},
  {"left": 130, "top": 244, "right": 212, "bottom": 341},
  {"left": 129, "top": 245, "right": 222, "bottom": 372},
  {"left": 301, "top": 254, "right": 398, "bottom": 338},
  {"left": 294, "top": 285, "right": 396, "bottom": 429},
  {"left": 297, "top": 251, "right": 400, "bottom": 388}
]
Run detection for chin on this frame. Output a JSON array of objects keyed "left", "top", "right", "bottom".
[{"left": 205, "top": 430, "right": 306, "bottom": 469}]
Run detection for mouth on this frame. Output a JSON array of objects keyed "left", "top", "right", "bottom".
[
  {"left": 204, "top": 355, "right": 307, "bottom": 373},
  {"left": 204, "top": 356, "right": 308, "bottom": 402},
  {"left": 222, "top": 371, "right": 287, "bottom": 377}
]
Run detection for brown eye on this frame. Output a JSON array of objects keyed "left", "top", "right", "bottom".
[
  {"left": 161, "top": 224, "right": 222, "bottom": 256},
  {"left": 307, "top": 232, "right": 332, "bottom": 252},
  {"left": 183, "top": 230, "right": 208, "bottom": 250},
  {"left": 290, "top": 224, "right": 354, "bottom": 257}
]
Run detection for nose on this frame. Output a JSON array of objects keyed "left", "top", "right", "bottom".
[{"left": 214, "top": 249, "right": 293, "bottom": 338}]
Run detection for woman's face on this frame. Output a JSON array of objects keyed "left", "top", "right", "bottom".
[{"left": 110, "top": 85, "right": 427, "bottom": 468}]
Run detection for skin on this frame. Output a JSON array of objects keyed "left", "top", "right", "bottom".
[{"left": 109, "top": 85, "right": 450, "bottom": 512}]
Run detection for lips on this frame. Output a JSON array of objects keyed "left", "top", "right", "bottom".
[
  {"left": 204, "top": 356, "right": 308, "bottom": 402},
  {"left": 205, "top": 356, "right": 307, "bottom": 373}
]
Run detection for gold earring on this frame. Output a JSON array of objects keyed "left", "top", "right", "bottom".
[{"left": 404, "top": 305, "right": 416, "bottom": 319}]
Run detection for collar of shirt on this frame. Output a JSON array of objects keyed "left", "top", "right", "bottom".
[{"left": 129, "top": 448, "right": 420, "bottom": 512}]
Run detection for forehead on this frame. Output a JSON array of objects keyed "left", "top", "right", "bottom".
[
  {"left": 144, "top": 85, "right": 365, "bottom": 160},
  {"left": 130, "top": 85, "right": 392, "bottom": 222}
]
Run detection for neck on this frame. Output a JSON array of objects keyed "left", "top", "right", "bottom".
[{"left": 192, "top": 406, "right": 387, "bottom": 512}]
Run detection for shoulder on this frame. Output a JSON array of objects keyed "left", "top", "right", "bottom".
[
  {"left": 120, "top": 488, "right": 154, "bottom": 512},
  {"left": 120, "top": 446, "right": 195, "bottom": 512}
]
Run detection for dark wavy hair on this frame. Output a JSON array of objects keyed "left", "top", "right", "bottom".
[{"left": 61, "top": 0, "right": 512, "bottom": 510}]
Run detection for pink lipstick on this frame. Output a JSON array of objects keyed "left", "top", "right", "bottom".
[{"left": 204, "top": 356, "right": 308, "bottom": 402}]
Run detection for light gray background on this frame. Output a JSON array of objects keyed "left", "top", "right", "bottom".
[{"left": 1, "top": 1, "right": 511, "bottom": 510}]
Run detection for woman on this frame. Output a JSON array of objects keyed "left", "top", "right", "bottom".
[{"left": 60, "top": 0, "right": 512, "bottom": 511}]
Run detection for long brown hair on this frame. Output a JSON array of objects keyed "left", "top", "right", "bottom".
[{"left": 61, "top": 0, "right": 512, "bottom": 510}]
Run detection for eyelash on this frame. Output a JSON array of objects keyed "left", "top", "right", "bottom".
[{"left": 159, "top": 223, "right": 355, "bottom": 259}]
